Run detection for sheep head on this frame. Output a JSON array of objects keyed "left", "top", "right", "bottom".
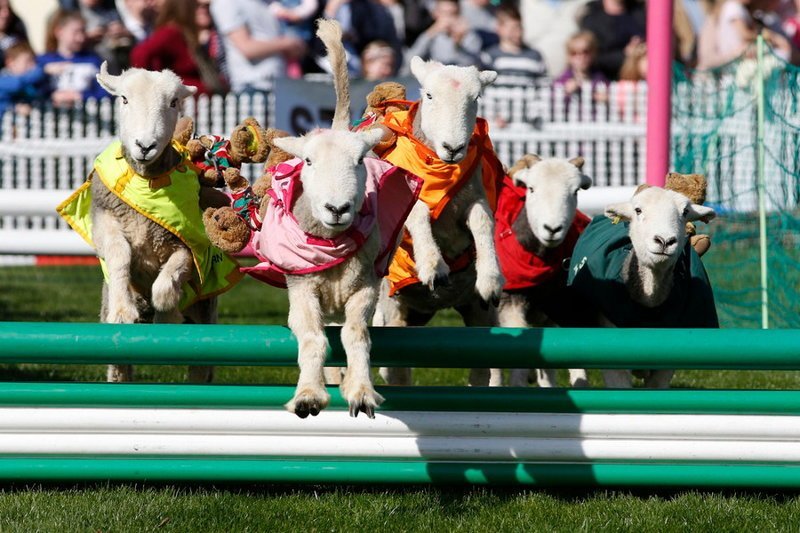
[
  {"left": 96, "top": 61, "right": 197, "bottom": 165},
  {"left": 605, "top": 187, "right": 715, "bottom": 269},
  {"left": 410, "top": 56, "right": 496, "bottom": 163},
  {"left": 511, "top": 154, "right": 592, "bottom": 248},
  {"left": 273, "top": 128, "right": 384, "bottom": 234}
]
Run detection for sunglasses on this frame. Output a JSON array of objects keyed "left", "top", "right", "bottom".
[{"left": 569, "top": 49, "right": 591, "bottom": 56}]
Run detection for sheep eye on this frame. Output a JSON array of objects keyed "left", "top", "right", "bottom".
[
  {"left": 528, "top": 186, "right": 535, "bottom": 194},
  {"left": 170, "top": 99, "right": 178, "bottom": 108},
  {"left": 358, "top": 157, "right": 364, "bottom": 165},
  {"left": 304, "top": 157, "right": 312, "bottom": 166},
  {"left": 121, "top": 96, "right": 128, "bottom": 105},
  {"left": 682, "top": 207, "right": 689, "bottom": 217},
  {"left": 634, "top": 207, "right": 642, "bottom": 215},
  {"left": 425, "top": 92, "right": 432, "bottom": 100}
]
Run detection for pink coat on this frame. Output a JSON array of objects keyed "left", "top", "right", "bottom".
[{"left": 241, "top": 157, "right": 422, "bottom": 287}]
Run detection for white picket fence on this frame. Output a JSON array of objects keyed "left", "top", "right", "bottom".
[{"left": 0, "top": 81, "right": 649, "bottom": 255}]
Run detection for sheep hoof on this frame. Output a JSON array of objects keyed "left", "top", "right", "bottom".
[
  {"left": 286, "top": 387, "right": 330, "bottom": 418},
  {"left": 349, "top": 401, "right": 375, "bottom": 419},
  {"left": 433, "top": 272, "right": 450, "bottom": 289},
  {"left": 294, "top": 399, "right": 322, "bottom": 418}
]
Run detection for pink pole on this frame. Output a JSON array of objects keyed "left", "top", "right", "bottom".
[{"left": 645, "top": 0, "right": 674, "bottom": 186}]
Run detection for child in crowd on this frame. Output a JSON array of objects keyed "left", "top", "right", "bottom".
[
  {"left": 38, "top": 9, "right": 107, "bottom": 107},
  {"left": 77, "top": 0, "right": 132, "bottom": 72},
  {"left": 360, "top": 40, "right": 395, "bottom": 80},
  {"left": 270, "top": 0, "right": 318, "bottom": 78},
  {"left": 555, "top": 31, "right": 608, "bottom": 97},
  {"left": 480, "top": 3, "right": 546, "bottom": 86},
  {"left": 0, "top": 41, "right": 59, "bottom": 116}
]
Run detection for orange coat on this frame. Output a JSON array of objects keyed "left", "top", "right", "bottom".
[{"left": 375, "top": 102, "right": 505, "bottom": 295}]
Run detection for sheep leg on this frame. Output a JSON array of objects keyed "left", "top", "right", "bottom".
[
  {"left": 183, "top": 298, "right": 217, "bottom": 383},
  {"left": 456, "top": 299, "right": 501, "bottom": 387},
  {"left": 339, "top": 284, "right": 384, "bottom": 418},
  {"left": 602, "top": 370, "right": 632, "bottom": 388},
  {"left": 376, "top": 281, "right": 414, "bottom": 386},
  {"left": 465, "top": 199, "right": 504, "bottom": 305},
  {"left": 94, "top": 210, "right": 139, "bottom": 324},
  {"left": 406, "top": 200, "right": 450, "bottom": 289},
  {"left": 497, "top": 294, "right": 534, "bottom": 388},
  {"left": 285, "top": 287, "right": 330, "bottom": 418},
  {"left": 152, "top": 248, "right": 193, "bottom": 323},
  {"left": 644, "top": 369, "right": 674, "bottom": 389},
  {"left": 568, "top": 369, "right": 590, "bottom": 387}
]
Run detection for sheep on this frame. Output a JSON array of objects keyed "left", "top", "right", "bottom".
[
  {"left": 370, "top": 57, "right": 506, "bottom": 387},
  {"left": 567, "top": 186, "right": 719, "bottom": 388},
  {"left": 494, "top": 154, "right": 592, "bottom": 388},
  {"left": 242, "top": 20, "right": 420, "bottom": 418},
  {"left": 59, "top": 62, "right": 241, "bottom": 383}
]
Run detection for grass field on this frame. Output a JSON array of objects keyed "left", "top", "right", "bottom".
[{"left": 1, "top": 263, "right": 800, "bottom": 531}]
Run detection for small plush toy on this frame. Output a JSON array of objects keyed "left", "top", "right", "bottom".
[
  {"left": 353, "top": 81, "right": 409, "bottom": 154},
  {"left": 186, "top": 117, "right": 270, "bottom": 188},
  {"left": 201, "top": 127, "right": 295, "bottom": 254},
  {"left": 636, "top": 172, "right": 712, "bottom": 257}
]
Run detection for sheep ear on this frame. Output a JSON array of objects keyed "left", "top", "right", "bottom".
[
  {"left": 272, "top": 136, "right": 307, "bottom": 158},
  {"left": 687, "top": 203, "right": 716, "bottom": 223},
  {"left": 178, "top": 83, "right": 198, "bottom": 99},
  {"left": 479, "top": 69, "right": 498, "bottom": 88},
  {"left": 410, "top": 56, "right": 441, "bottom": 82},
  {"left": 605, "top": 202, "right": 634, "bottom": 222},
  {"left": 96, "top": 61, "right": 118, "bottom": 96},
  {"left": 358, "top": 127, "right": 385, "bottom": 151},
  {"left": 579, "top": 173, "right": 593, "bottom": 190},
  {"left": 508, "top": 154, "right": 540, "bottom": 186},
  {"left": 569, "top": 156, "right": 585, "bottom": 170}
]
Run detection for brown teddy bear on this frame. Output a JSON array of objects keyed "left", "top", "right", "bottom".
[
  {"left": 354, "top": 81, "right": 409, "bottom": 155},
  {"left": 636, "top": 172, "right": 712, "bottom": 257},
  {"left": 201, "top": 127, "right": 295, "bottom": 254}
]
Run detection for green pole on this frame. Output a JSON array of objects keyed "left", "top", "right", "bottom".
[
  {"left": 0, "top": 458, "right": 800, "bottom": 487},
  {"left": 2, "top": 382, "right": 800, "bottom": 414},
  {"left": 1, "top": 323, "right": 800, "bottom": 369},
  {"left": 756, "top": 34, "right": 769, "bottom": 329}
]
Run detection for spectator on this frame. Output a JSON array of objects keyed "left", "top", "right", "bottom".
[
  {"left": 131, "top": 0, "right": 225, "bottom": 94},
  {"left": 555, "top": 31, "right": 608, "bottom": 97},
  {"left": 401, "top": 0, "right": 434, "bottom": 47},
  {"left": 616, "top": 40, "right": 647, "bottom": 120},
  {"left": 697, "top": 0, "right": 756, "bottom": 69},
  {"left": 405, "top": 0, "right": 482, "bottom": 68},
  {"left": 0, "top": 0, "right": 28, "bottom": 66},
  {"left": 270, "top": 0, "right": 318, "bottom": 78},
  {"left": 521, "top": 0, "right": 588, "bottom": 77},
  {"left": 480, "top": 3, "right": 546, "bottom": 85},
  {"left": 38, "top": 9, "right": 106, "bottom": 107},
  {"left": 579, "top": 0, "right": 646, "bottom": 81},
  {"left": 361, "top": 39, "right": 395, "bottom": 80},
  {"left": 0, "top": 41, "right": 52, "bottom": 116},
  {"left": 324, "top": 0, "right": 402, "bottom": 76},
  {"left": 460, "top": 0, "right": 498, "bottom": 49},
  {"left": 196, "top": 0, "right": 227, "bottom": 83},
  {"left": 210, "top": 0, "right": 306, "bottom": 92},
  {"left": 77, "top": 0, "right": 133, "bottom": 73},
  {"left": 115, "top": 0, "right": 158, "bottom": 43}
]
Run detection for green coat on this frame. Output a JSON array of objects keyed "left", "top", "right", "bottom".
[{"left": 567, "top": 216, "right": 719, "bottom": 328}]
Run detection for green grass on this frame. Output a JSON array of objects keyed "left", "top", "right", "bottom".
[{"left": 2, "top": 264, "right": 800, "bottom": 530}]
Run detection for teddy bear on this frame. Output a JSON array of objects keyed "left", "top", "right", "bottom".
[
  {"left": 353, "top": 81, "right": 409, "bottom": 155},
  {"left": 636, "top": 172, "right": 712, "bottom": 257},
  {"left": 201, "top": 127, "right": 295, "bottom": 254}
]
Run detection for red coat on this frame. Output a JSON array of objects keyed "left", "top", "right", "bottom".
[
  {"left": 495, "top": 175, "right": 590, "bottom": 291},
  {"left": 130, "top": 24, "right": 210, "bottom": 94}
]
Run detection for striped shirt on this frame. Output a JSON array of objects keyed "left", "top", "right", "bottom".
[{"left": 481, "top": 45, "right": 547, "bottom": 86}]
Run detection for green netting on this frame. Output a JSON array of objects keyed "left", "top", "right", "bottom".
[{"left": 673, "top": 40, "right": 800, "bottom": 328}]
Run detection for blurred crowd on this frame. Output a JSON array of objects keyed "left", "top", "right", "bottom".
[{"left": 0, "top": 0, "right": 799, "bottom": 116}]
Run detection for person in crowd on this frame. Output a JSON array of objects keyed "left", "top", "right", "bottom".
[
  {"left": 480, "top": 3, "right": 546, "bottom": 85},
  {"left": 131, "top": 0, "right": 225, "bottom": 94},
  {"left": 0, "top": 0, "right": 28, "bottom": 66},
  {"left": 210, "top": 0, "right": 307, "bottom": 92},
  {"left": 401, "top": 0, "right": 434, "bottom": 47},
  {"left": 196, "top": 0, "right": 227, "bottom": 84},
  {"left": 521, "top": 0, "right": 586, "bottom": 79},
  {"left": 324, "top": 0, "right": 402, "bottom": 76},
  {"left": 360, "top": 39, "right": 395, "bottom": 80},
  {"left": 460, "top": 0, "right": 498, "bottom": 49},
  {"left": 578, "top": 0, "right": 646, "bottom": 81},
  {"left": 697, "top": 0, "right": 756, "bottom": 69},
  {"left": 615, "top": 40, "right": 647, "bottom": 120},
  {"left": 38, "top": 9, "right": 107, "bottom": 107},
  {"left": 405, "top": 0, "right": 482, "bottom": 69},
  {"left": 77, "top": 0, "right": 133, "bottom": 72},
  {"left": 115, "top": 0, "right": 158, "bottom": 43},
  {"left": 0, "top": 41, "right": 55, "bottom": 116},
  {"left": 555, "top": 31, "right": 608, "bottom": 97}
]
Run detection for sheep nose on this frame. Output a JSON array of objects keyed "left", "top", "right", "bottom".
[
  {"left": 442, "top": 142, "right": 465, "bottom": 155},
  {"left": 653, "top": 235, "right": 678, "bottom": 251},
  {"left": 543, "top": 224, "right": 563, "bottom": 235},
  {"left": 135, "top": 140, "right": 156, "bottom": 156},
  {"left": 325, "top": 202, "right": 351, "bottom": 219}
]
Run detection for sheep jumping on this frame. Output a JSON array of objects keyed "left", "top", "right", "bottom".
[
  {"left": 567, "top": 185, "right": 718, "bottom": 388},
  {"left": 494, "top": 154, "right": 592, "bottom": 388},
  {"left": 57, "top": 62, "right": 241, "bottom": 383},
  {"left": 242, "top": 20, "right": 421, "bottom": 418},
  {"left": 368, "top": 58, "right": 505, "bottom": 387}
]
